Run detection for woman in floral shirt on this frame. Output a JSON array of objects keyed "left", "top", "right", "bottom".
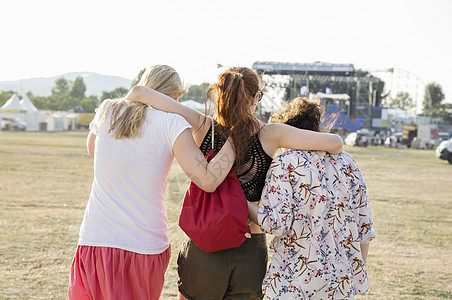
[{"left": 248, "top": 98, "right": 376, "bottom": 299}]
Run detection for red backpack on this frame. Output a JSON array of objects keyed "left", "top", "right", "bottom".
[{"left": 179, "top": 123, "right": 251, "bottom": 253}]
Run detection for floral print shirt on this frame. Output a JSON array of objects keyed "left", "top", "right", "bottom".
[{"left": 258, "top": 150, "right": 376, "bottom": 300}]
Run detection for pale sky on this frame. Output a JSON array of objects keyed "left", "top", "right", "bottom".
[{"left": 1, "top": 0, "right": 451, "bottom": 101}]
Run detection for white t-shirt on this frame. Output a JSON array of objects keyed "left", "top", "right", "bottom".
[{"left": 78, "top": 100, "right": 191, "bottom": 254}]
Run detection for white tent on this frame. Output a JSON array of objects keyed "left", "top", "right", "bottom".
[
  {"left": 0, "top": 94, "right": 79, "bottom": 131},
  {"left": 20, "top": 95, "right": 38, "bottom": 112},
  {"left": 1, "top": 94, "right": 27, "bottom": 129},
  {"left": 20, "top": 95, "right": 40, "bottom": 131},
  {"left": 1, "top": 94, "right": 26, "bottom": 112},
  {"left": 44, "top": 112, "right": 66, "bottom": 131},
  {"left": 40, "top": 111, "right": 78, "bottom": 131}
]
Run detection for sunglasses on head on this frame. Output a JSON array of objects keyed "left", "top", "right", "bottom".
[{"left": 256, "top": 90, "right": 264, "bottom": 102}]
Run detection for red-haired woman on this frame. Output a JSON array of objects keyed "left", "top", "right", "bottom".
[{"left": 127, "top": 67, "right": 343, "bottom": 299}]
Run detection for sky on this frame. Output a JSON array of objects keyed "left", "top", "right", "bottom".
[{"left": 1, "top": 0, "right": 452, "bottom": 102}]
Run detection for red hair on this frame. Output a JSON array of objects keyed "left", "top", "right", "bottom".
[{"left": 206, "top": 67, "right": 261, "bottom": 167}]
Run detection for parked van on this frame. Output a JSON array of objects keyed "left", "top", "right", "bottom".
[
  {"left": 1, "top": 117, "right": 27, "bottom": 131},
  {"left": 436, "top": 138, "right": 452, "bottom": 164}
]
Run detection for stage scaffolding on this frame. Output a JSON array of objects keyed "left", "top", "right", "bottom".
[{"left": 253, "top": 61, "right": 385, "bottom": 128}]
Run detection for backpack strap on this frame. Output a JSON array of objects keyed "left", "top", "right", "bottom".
[{"left": 211, "top": 119, "right": 215, "bottom": 150}]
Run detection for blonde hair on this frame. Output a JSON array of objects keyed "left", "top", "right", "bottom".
[{"left": 100, "top": 65, "right": 187, "bottom": 139}]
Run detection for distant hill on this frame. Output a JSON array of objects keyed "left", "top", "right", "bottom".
[{"left": 0, "top": 72, "right": 133, "bottom": 97}]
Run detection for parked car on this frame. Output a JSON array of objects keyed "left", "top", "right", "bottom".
[
  {"left": 1, "top": 117, "right": 27, "bottom": 131},
  {"left": 344, "top": 129, "right": 370, "bottom": 147},
  {"left": 436, "top": 138, "right": 452, "bottom": 164}
]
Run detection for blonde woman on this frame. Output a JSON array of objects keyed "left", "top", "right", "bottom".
[{"left": 68, "top": 65, "right": 235, "bottom": 300}]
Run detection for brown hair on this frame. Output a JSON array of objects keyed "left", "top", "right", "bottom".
[
  {"left": 206, "top": 67, "right": 261, "bottom": 167},
  {"left": 100, "top": 65, "right": 187, "bottom": 139},
  {"left": 269, "top": 97, "right": 328, "bottom": 132}
]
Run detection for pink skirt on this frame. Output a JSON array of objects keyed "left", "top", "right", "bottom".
[{"left": 68, "top": 245, "right": 171, "bottom": 300}]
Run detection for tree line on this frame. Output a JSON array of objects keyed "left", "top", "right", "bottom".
[
  {"left": 0, "top": 75, "right": 135, "bottom": 113},
  {"left": 0, "top": 70, "right": 449, "bottom": 123},
  {"left": 0, "top": 69, "right": 211, "bottom": 113},
  {"left": 383, "top": 82, "right": 450, "bottom": 123}
]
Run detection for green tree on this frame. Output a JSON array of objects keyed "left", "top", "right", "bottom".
[
  {"left": 48, "top": 78, "right": 68, "bottom": 110},
  {"left": 180, "top": 82, "right": 210, "bottom": 103},
  {"left": 80, "top": 96, "right": 99, "bottom": 113},
  {"left": 131, "top": 68, "right": 146, "bottom": 87},
  {"left": 26, "top": 79, "right": 94, "bottom": 111},
  {"left": 59, "top": 97, "right": 80, "bottom": 111},
  {"left": 52, "top": 77, "right": 70, "bottom": 98},
  {"left": 101, "top": 87, "right": 128, "bottom": 101},
  {"left": 0, "top": 91, "right": 16, "bottom": 106},
  {"left": 384, "top": 92, "right": 414, "bottom": 111},
  {"left": 423, "top": 82, "right": 445, "bottom": 115},
  {"left": 27, "top": 92, "right": 50, "bottom": 110},
  {"left": 435, "top": 103, "right": 452, "bottom": 124},
  {"left": 48, "top": 78, "right": 78, "bottom": 111},
  {"left": 70, "top": 77, "right": 87, "bottom": 99}
]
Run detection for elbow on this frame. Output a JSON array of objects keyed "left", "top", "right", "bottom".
[
  {"left": 128, "top": 85, "right": 150, "bottom": 102},
  {"left": 191, "top": 174, "right": 217, "bottom": 192},
  {"left": 204, "top": 187, "right": 216, "bottom": 193},
  {"left": 128, "top": 85, "right": 144, "bottom": 99},
  {"left": 200, "top": 182, "right": 217, "bottom": 193},
  {"left": 329, "top": 135, "right": 343, "bottom": 154},
  {"left": 196, "top": 177, "right": 218, "bottom": 192}
]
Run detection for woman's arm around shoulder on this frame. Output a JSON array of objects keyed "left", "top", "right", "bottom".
[
  {"left": 261, "top": 123, "right": 343, "bottom": 156},
  {"left": 172, "top": 128, "right": 235, "bottom": 192},
  {"left": 126, "top": 85, "right": 208, "bottom": 134}
]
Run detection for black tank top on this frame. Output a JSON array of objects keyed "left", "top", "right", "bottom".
[{"left": 199, "top": 123, "right": 273, "bottom": 202}]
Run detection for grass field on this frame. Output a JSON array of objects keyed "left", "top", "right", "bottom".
[{"left": 0, "top": 130, "right": 451, "bottom": 299}]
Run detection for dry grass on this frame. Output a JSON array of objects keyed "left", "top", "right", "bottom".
[
  {"left": 347, "top": 147, "right": 452, "bottom": 300},
  {"left": 0, "top": 131, "right": 451, "bottom": 299}
]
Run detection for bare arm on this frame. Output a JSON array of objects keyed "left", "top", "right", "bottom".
[
  {"left": 86, "top": 131, "right": 96, "bottom": 158},
  {"left": 352, "top": 158, "right": 375, "bottom": 266},
  {"left": 248, "top": 202, "right": 259, "bottom": 225},
  {"left": 173, "top": 128, "right": 235, "bottom": 192},
  {"left": 360, "top": 243, "right": 370, "bottom": 265},
  {"left": 263, "top": 123, "right": 343, "bottom": 156},
  {"left": 126, "top": 85, "right": 206, "bottom": 132}
]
